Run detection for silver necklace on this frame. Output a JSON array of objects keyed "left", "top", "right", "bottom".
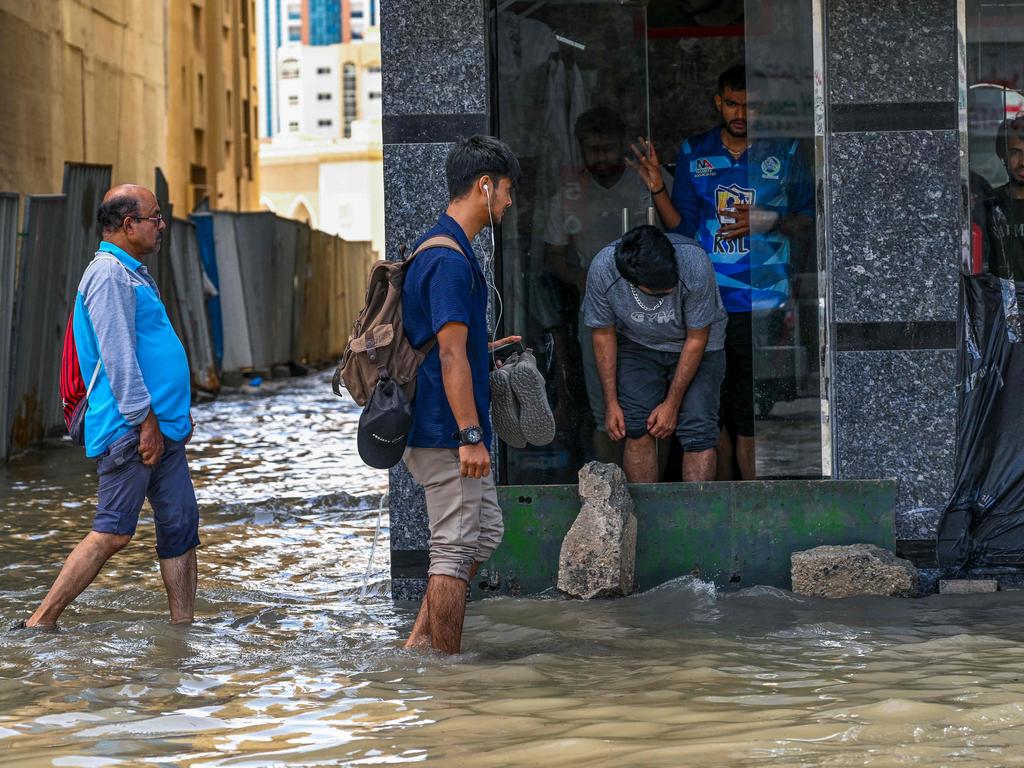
[{"left": 630, "top": 284, "right": 667, "bottom": 311}]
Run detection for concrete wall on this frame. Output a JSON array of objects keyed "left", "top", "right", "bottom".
[
  {"left": 0, "top": 0, "right": 167, "bottom": 197},
  {"left": 0, "top": 0, "right": 259, "bottom": 214}
]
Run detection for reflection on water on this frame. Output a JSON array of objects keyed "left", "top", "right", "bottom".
[{"left": 3, "top": 373, "right": 1024, "bottom": 766}]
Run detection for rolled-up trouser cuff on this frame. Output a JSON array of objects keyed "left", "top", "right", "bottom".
[{"left": 403, "top": 447, "right": 505, "bottom": 583}]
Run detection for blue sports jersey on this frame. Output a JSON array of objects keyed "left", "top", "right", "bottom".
[{"left": 671, "top": 126, "right": 814, "bottom": 313}]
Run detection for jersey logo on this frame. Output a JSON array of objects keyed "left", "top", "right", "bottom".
[
  {"left": 761, "top": 156, "right": 782, "bottom": 180},
  {"left": 713, "top": 184, "right": 756, "bottom": 255},
  {"left": 694, "top": 158, "right": 716, "bottom": 177}
]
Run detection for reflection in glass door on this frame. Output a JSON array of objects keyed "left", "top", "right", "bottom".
[
  {"left": 744, "top": 0, "right": 823, "bottom": 478},
  {"left": 491, "top": 1, "right": 651, "bottom": 485}
]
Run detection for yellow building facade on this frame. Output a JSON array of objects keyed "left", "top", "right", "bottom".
[{"left": 0, "top": 0, "right": 258, "bottom": 213}]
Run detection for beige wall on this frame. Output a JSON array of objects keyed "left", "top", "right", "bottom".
[
  {"left": 0, "top": 0, "right": 167, "bottom": 196},
  {"left": 0, "top": 0, "right": 258, "bottom": 213}
]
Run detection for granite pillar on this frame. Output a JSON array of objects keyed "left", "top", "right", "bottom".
[
  {"left": 825, "top": 0, "right": 960, "bottom": 532},
  {"left": 381, "top": 0, "right": 489, "bottom": 600}
]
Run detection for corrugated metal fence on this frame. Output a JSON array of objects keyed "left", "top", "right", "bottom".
[{"left": 0, "top": 165, "right": 375, "bottom": 459}]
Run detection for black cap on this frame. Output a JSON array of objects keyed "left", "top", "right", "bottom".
[{"left": 357, "top": 377, "right": 412, "bottom": 470}]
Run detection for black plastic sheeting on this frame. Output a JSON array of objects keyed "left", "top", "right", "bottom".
[{"left": 938, "top": 273, "right": 1024, "bottom": 574}]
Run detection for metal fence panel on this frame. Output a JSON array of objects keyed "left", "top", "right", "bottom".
[
  {"left": 168, "top": 218, "right": 218, "bottom": 392},
  {"left": 231, "top": 212, "right": 278, "bottom": 370},
  {"left": 272, "top": 217, "right": 299, "bottom": 364},
  {"left": 211, "top": 211, "right": 253, "bottom": 371},
  {"left": 8, "top": 195, "right": 68, "bottom": 450},
  {"left": 0, "top": 193, "right": 18, "bottom": 459}
]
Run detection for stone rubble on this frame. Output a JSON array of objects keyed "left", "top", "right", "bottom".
[
  {"left": 791, "top": 543, "right": 919, "bottom": 598},
  {"left": 557, "top": 461, "right": 637, "bottom": 599}
]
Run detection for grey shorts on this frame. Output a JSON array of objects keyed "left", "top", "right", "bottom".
[
  {"left": 617, "top": 339, "right": 725, "bottom": 451},
  {"left": 93, "top": 429, "right": 200, "bottom": 560}
]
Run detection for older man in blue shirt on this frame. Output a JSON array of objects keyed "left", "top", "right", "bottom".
[{"left": 23, "top": 184, "right": 198, "bottom": 629}]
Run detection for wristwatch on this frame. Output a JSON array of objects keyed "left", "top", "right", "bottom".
[{"left": 457, "top": 425, "right": 484, "bottom": 446}]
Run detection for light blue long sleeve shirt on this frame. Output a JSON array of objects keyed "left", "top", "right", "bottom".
[{"left": 74, "top": 241, "right": 192, "bottom": 457}]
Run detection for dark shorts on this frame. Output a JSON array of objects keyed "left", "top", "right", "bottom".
[
  {"left": 93, "top": 429, "right": 200, "bottom": 559},
  {"left": 721, "top": 313, "right": 755, "bottom": 438},
  {"left": 617, "top": 338, "right": 725, "bottom": 451}
]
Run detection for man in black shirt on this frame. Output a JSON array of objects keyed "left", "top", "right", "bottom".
[{"left": 984, "top": 118, "right": 1024, "bottom": 279}]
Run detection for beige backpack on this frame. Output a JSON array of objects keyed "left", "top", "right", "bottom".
[{"left": 333, "top": 235, "right": 466, "bottom": 406}]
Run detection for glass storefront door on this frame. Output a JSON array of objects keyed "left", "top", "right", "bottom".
[
  {"left": 745, "top": 0, "right": 823, "bottom": 477},
  {"left": 490, "top": 0, "right": 824, "bottom": 485},
  {"left": 492, "top": 0, "right": 652, "bottom": 484}
]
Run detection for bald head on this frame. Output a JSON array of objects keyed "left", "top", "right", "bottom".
[{"left": 97, "top": 183, "right": 164, "bottom": 257}]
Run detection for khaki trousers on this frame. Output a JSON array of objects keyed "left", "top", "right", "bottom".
[{"left": 404, "top": 447, "right": 504, "bottom": 582}]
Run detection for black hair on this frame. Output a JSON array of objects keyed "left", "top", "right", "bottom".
[
  {"left": 445, "top": 135, "right": 522, "bottom": 201},
  {"left": 574, "top": 106, "right": 626, "bottom": 143},
  {"left": 718, "top": 64, "right": 746, "bottom": 94},
  {"left": 96, "top": 195, "right": 141, "bottom": 233},
  {"left": 614, "top": 225, "right": 678, "bottom": 292},
  {"left": 996, "top": 117, "right": 1024, "bottom": 161}
]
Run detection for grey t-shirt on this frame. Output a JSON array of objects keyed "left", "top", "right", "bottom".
[{"left": 582, "top": 233, "right": 727, "bottom": 353}]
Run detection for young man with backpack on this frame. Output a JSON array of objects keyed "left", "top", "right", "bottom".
[
  {"left": 401, "top": 135, "right": 521, "bottom": 655},
  {"left": 21, "top": 184, "right": 198, "bottom": 629}
]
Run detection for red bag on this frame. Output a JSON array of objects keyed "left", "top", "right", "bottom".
[{"left": 59, "top": 309, "right": 100, "bottom": 445}]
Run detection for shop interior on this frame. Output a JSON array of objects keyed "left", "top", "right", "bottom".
[{"left": 488, "top": 0, "right": 821, "bottom": 485}]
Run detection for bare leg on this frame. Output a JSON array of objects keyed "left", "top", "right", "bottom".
[
  {"left": 159, "top": 547, "right": 197, "bottom": 624},
  {"left": 736, "top": 435, "right": 756, "bottom": 480},
  {"left": 623, "top": 435, "right": 658, "bottom": 483},
  {"left": 592, "top": 430, "right": 624, "bottom": 465},
  {"left": 426, "top": 574, "right": 468, "bottom": 655},
  {"left": 26, "top": 531, "right": 132, "bottom": 628},
  {"left": 682, "top": 448, "right": 716, "bottom": 482},
  {"left": 716, "top": 428, "right": 735, "bottom": 481},
  {"left": 405, "top": 562, "right": 480, "bottom": 650}
]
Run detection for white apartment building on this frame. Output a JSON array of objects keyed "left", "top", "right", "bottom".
[{"left": 277, "top": 44, "right": 344, "bottom": 139}]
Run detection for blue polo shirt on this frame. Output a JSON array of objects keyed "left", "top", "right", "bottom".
[
  {"left": 402, "top": 214, "right": 491, "bottom": 449},
  {"left": 74, "top": 241, "right": 192, "bottom": 457},
  {"left": 672, "top": 127, "right": 814, "bottom": 313}
]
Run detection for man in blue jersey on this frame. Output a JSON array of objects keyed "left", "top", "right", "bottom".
[
  {"left": 630, "top": 65, "right": 814, "bottom": 479},
  {"left": 401, "top": 136, "right": 521, "bottom": 654},
  {"left": 23, "top": 184, "right": 198, "bottom": 629}
]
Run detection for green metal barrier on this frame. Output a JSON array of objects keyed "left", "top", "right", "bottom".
[{"left": 475, "top": 479, "right": 899, "bottom": 598}]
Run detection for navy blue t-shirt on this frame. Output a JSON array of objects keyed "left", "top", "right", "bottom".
[{"left": 402, "top": 214, "right": 491, "bottom": 449}]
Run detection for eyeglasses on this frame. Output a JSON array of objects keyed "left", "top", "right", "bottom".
[{"left": 130, "top": 214, "right": 164, "bottom": 225}]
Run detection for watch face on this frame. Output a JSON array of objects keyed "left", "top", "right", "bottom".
[{"left": 464, "top": 427, "right": 482, "bottom": 444}]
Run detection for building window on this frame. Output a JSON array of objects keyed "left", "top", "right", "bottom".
[
  {"left": 368, "top": 66, "right": 382, "bottom": 74},
  {"left": 317, "top": 66, "right": 332, "bottom": 75},
  {"left": 343, "top": 62, "right": 357, "bottom": 138},
  {"left": 317, "top": 92, "right": 332, "bottom": 101},
  {"left": 288, "top": 95, "right": 299, "bottom": 106},
  {"left": 288, "top": 121, "right": 299, "bottom": 132},
  {"left": 369, "top": 92, "right": 381, "bottom": 100},
  {"left": 281, "top": 59, "right": 300, "bottom": 79},
  {"left": 318, "top": 119, "right": 333, "bottom": 127}
]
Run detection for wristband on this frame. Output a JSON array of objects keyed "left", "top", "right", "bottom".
[{"left": 650, "top": 184, "right": 666, "bottom": 196}]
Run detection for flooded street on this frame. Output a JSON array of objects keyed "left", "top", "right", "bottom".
[{"left": 3, "top": 374, "right": 1024, "bottom": 766}]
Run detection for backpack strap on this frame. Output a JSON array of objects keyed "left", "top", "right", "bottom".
[
  {"left": 79, "top": 254, "right": 136, "bottom": 398},
  {"left": 407, "top": 235, "right": 466, "bottom": 261},
  {"left": 407, "top": 235, "right": 471, "bottom": 359}
]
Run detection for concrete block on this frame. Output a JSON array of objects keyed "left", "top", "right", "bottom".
[
  {"left": 792, "top": 543, "right": 919, "bottom": 598},
  {"left": 939, "top": 579, "right": 999, "bottom": 594},
  {"left": 557, "top": 462, "right": 637, "bottom": 599}
]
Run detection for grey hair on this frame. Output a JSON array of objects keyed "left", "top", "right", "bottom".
[{"left": 96, "top": 195, "right": 142, "bottom": 233}]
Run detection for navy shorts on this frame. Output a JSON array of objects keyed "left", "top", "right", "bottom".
[
  {"left": 617, "top": 338, "right": 725, "bottom": 451},
  {"left": 93, "top": 429, "right": 200, "bottom": 559}
]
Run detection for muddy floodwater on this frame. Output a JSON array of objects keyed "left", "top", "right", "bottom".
[{"left": 4, "top": 373, "right": 1024, "bottom": 766}]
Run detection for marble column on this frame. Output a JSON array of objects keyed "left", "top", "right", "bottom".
[
  {"left": 381, "top": 0, "right": 489, "bottom": 599},
  {"left": 825, "top": 0, "right": 960, "bottom": 531}
]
